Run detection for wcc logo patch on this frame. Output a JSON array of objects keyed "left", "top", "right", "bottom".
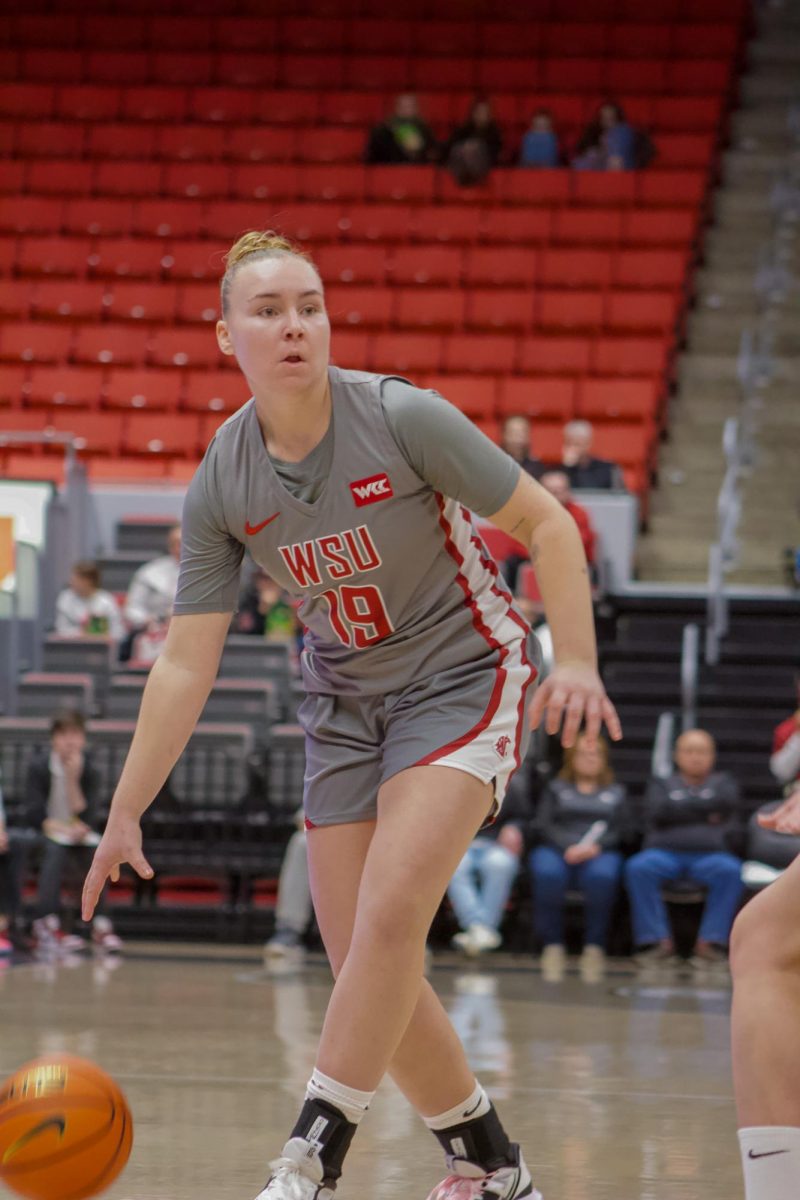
[
  {"left": 494, "top": 735, "right": 512, "bottom": 759},
  {"left": 350, "top": 473, "right": 394, "bottom": 507}
]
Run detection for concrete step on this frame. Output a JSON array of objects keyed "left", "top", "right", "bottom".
[
  {"left": 686, "top": 310, "right": 754, "bottom": 353},
  {"left": 741, "top": 74, "right": 800, "bottom": 103},
  {"left": 749, "top": 39, "right": 800, "bottom": 66}
]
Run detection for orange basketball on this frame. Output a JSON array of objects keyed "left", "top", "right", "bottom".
[{"left": 0, "top": 1055, "right": 133, "bottom": 1200}]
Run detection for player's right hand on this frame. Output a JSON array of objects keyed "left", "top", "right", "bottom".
[
  {"left": 758, "top": 790, "right": 800, "bottom": 835},
  {"left": 82, "top": 815, "right": 153, "bottom": 921}
]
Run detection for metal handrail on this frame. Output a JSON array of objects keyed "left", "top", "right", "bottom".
[
  {"left": 681, "top": 623, "right": 699, "bottom": 731},
  {"left": 652, "top": 711, "right": 676, "bottom": 779}
]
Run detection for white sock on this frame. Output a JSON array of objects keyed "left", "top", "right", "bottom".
[
  {"left": 739, "top": 1126, "right": 800, "bottom": 1200},
  {"left": 305, "top": 1068, "right": 373, "bottom": 1127},
  {"left": 423, "top": 1082, "right": 491, "bottom": 1131}
]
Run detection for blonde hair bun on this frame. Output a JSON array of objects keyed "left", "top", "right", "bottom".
[{"left": 220, "top": 230, "right": 320, "bottom": 315}]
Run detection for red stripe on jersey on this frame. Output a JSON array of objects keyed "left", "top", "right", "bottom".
[
  {"left": 413, "top": 494, "right": 508, "bottom": 767},
  {"left": 304, "top": 817, "right": 318, "bottom": 831}
]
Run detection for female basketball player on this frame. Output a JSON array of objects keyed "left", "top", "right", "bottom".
[
  {"left": 83, "top": 232, "right": 621, "bottom": 1200},
  {"left": 731, "top": 788, "right": 800, "bottom": 1200}
]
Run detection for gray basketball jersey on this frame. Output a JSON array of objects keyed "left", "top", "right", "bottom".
[{"left": 175, "top": 367, "right": 534, "bottom": 696}]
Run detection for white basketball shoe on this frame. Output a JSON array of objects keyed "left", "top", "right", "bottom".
[
  {"left": 425, "top": 1145, "right": 542, "bottom": 1200},
  {"left": 255, "top": 1137, "right": 336, "bottom": 1200}
]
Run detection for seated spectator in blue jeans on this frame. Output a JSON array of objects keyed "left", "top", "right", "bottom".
[
  {"left": 573, "top": 101, "right": 636, "bottom": 171},
  {"left": 447, "top": 784, "right": 530, "bottom": 957},
  {"left": 518, "top": 108, "right": 561, "bottom": 168},
  {"left": 27, "top": 709, "right": 121, "bottom": 955},
  {"left": 625, "top": 728, "right": 744, "bottom": 968},
  {"left": 529, "top": 733, "right": 629, "bottom": 981}
]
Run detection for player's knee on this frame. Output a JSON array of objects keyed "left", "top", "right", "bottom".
[
  {"left": 354, "top": 894, "right": 429, "bottom": 954},
  {"left": 730, "top": 893, "right": 799, "bottom": 981}
]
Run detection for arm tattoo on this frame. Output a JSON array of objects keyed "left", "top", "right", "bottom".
[
  {"left": 530, "top": 543, "right": 541, "bottom": 567},
  {"left": 510, "top": 518, "right": 525, "bottom": 535}
]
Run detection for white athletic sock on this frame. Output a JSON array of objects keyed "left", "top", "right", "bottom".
[
  {"left": 305, "top": 1068, "right": 373, "bottom": 1127},
  {"left": 423, "top": 1082, "right": 491, "bottom": 1131},
  {"left": 739, "top": 1126, "right": 800, "bottom": 1200}
]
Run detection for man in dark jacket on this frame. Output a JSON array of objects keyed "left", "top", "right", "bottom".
[
  {"left": 27, "top": 709, "right": 121, "bottom": 954},
  {"left": 561, "top": 420, "right": 624, "bottom": 490},
  {"left": 624, "top": 729, "right": 744, "bottom": 966},
  {"left": 364, "top": 93, "right": 437, "bottom": 165}
]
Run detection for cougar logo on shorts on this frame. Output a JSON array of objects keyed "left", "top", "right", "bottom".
[
  {"left": 349, "top": 472, "right": 393, "bottom": 507},
  {"left": 494, "top": 735, "right": 512, "bottom": 759}
]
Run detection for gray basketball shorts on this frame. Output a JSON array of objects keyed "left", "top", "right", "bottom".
[{"left": 298, "top": 634, "right": 539, "bottom": 829}]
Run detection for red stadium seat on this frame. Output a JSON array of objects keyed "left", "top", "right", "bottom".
[
  {"left": 229, "top": 163, "right": 300, "bottom": 200},
  {"left": 637, "top": 171, "right": 706, "bottom": 208},
  {"left": 657, "top": 134, "right": 716, "bottom": 169},
  {"left": 163, "top": 240, "right": 227, "bottom": 281},
  {"left": 607, "top": 22, "right": 672, "bottom": 58},
  {"left": 202, "top": 200, "right": 278, "bottom": 239},
  {"left": 577, "top": 378, "right": 660, "bottom": 422},
  {"left": 0, "top": 162, "right": 25, "bottom": 194},
  {"left": 423, "top": 375, "right": 496, "bottom": 418},
  {"left": 74, "top": 324, "right": 150, "bottom": 367},
  {"left": 216, "top": 18, "right": 278, "bottom": 53},
  {"left": 151, "top": 53, "right": 214, "bottom": 87},
  {"left": 2, "top": 454, "right": 67, "bottom": 483},
  {"left": 163, "top": 163, "right": 233, "bottom": 200},
  {"left": 32, "top": 280, "right": 106, "bottom": 320},
  {"left": 323, "top": 91, "right": 384, "bottom": 127},
  {"left": 341, "top": 204, "right": 411, "bottom": 242},
  {"left": 315, "top": 244, "right": 388, "bottom": 284},
  {"left": 82, "top": 16, "right": 146, "bottom": 50},
  {"left": 87, "top": 456, "right": 169, "bottom": 481},
  {"left": 414, "top": 20, "right": 480, "bottom": 56},
  {"left": 605, "top": 60, "right": 667, "bottom": 95},
  {"left": 58, "top": 86, "right": 121, "bottom": 122},
  {"left": 25, "top": 160, "right": 94, "bottom": 197},
  {"left": 16, "top": 122, "right": 86, "bottom": 159},
  {"left": 84, "top": 50, "right": 149, "bottom": 86},
  {"left": 133, "top": 199, "right": 205, "bottom": 239},
  {"left": 0, "top": 324, "right": 73, "bottom": 364},
  {"left": 464, "top": 247, "right": 537, "bottom": 287},
  {"left": 673, "top": 24, "right": 740, "bottom": 59},
  {"left": 0, "top": 365, "right": 29, "bottom": 406},
  {"left": 86, "top": 124, "right": 157, "bottom": 162},
  {"left": 591, "top": 423, "right": 654, "bottom": 468},
  {"left": 282, "top": 17, "right": 347, "bottom": 53},
  {"left": 95, "top": 161, "right": 164, "bottom": 198},
  {"left": 326, "top": 285, "right": 394, "bottom": 329},
  {"left": 553, "top": 208, "right": 624, "bottom": 246},
  {"left": 345, "top": 56, "right": 411, "bottom": 91},
  {"left": 49, "top": 411, "right": 124, "bottom": 454},
  {"left": 330, "top": 331, "right": 371, "bottom": 367},
  {"left": 538, "top": 290, "right": 605, "bottom": 331},
  {"left": 26, "top": 366, "right": 104, "bottom": 409},
  {"left": 395, "top": 288, "right": 466, "bottom": 330},
  {"left": 366, "top": 166, "right": 436, "bottom": 204},
  {"left": 668, "top": 60, "right": 731, "bottom": 94},
  {"left": 442, "top": 334, "right": 517, "bottom": 375},
  {"left": 614, "top": 249, "right": 688, "bottom": 290},
  {"left": 300, "top": 128, "right": 364, "bottom": 163},
  {"left": 0, "top": 237, "right": 19, "bottom": 273},
  {"left": 481, "top": 22, "right": 542, "bottom": 57},
  {"left": 592, "top": 337, "right": 669, "bottom": 377},
  {"left": 528, "top": 422, "right": 563, "bottom": 462},
  {"left": 606, "top": 291, "right": 680, "bottom": 334},
  {"left": 279, "top": 55, "right": 347, "bottom": 90},
  {"left": 348, "top": 19, "right": 415, "bottom": 55},
  {"left": 539, "top": 249, "right": 613, "bottom": 289},
  {"left": 158, "top": 126, "right": 228, "bottom": 161},
  {"left": 120, "top": 88, "right": 188, "bottom": 123},
  {"left": 0, "top": 280, "right": 32, "bottom": 319},
  {"left": 0, "top": 196, "right": 64, "bottom": 235},
  {"left": 412, "top": 207, "right": 482, "bottom": 243},
  {"left": 571, "top": 173, "right": 637, "bottom": 207},
  {"left": 220, "top": 51, "right": 281, "bottom": 87},
  {"left": 106, "top": 282, "right": 178, "bottom": 323},
  {"left": 182, "top": 370, "right": 249, "bottom": 413},
  {"left": 256, "top": 90, "right": 320, "bottom": 125},
  {"left": 297, "top": 165, "right": 366, "bottom": 202},
  {"left": 624, "top": 209, "right": 697, "bottom": 247},
  {"left": 481, "top": 209, "right": 553, "bottom": 246},
  {"left": 370, "top": 333, "right": 443, "bottom": 374},
  {"left": 542, "top": 22, "right": 608, "bottom": 57},
  {"left": 63, "top": 199, "right": 133, "bottom": 237},
  {"left": 0, "top": 84, "right": 55, "bottom": 119},
  {"left": 653, "top": 96, "right": 723, "bottom": 132},
  {"left": 477, "top": 59, "right": 540, "bottom": 93},
  {"left": 542, "top": 59, "right": 606, "bottom": 93},
  {"left": 18, "top": 237, "right": 91, "bottom": 277},
  {"left": 124, "top": 412, "right": 200, "bottom": 456},
  {"left": 149, "top": 328, "right": 222, "bottom": 368},
  {"left": 149, "top": 15, "right": 213, "bottom": 51},
  {"left": 518, "top": 336, "right": 592, "bottom": 375},
  {"left": 499, "top": 170, "right": 571, "bottom": 206},
  {"left": 104, "top": 368, "right": 183, "bottom": 411},
  {"left": 276, "top": 204, "right": 345, "bottom": 244},
  {"left": 229, "top": 127, "right": 300, "bottom": 164},
  {"left": 176, "top": 284, "right": 220, "bottom": 325},
  {"left": 413, "top": 58, "right": 477, "bottom": 91},
  {"left": 497, "top": 377, "right": 576, "bottom": 420},
  {"left": 187, "top": 88, "right": 257, "bottom": 124},
  {"left": 89, "top": 238, "right": 167, "bottom": 279},
  {"left": 465, "top": 290, "right": 535, "bottom": 332},
  {"left": 19, "top": 49, "right": 84, "bottom": 84}
]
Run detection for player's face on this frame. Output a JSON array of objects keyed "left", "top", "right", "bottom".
[{"left": 217, "top": 257, "right": 330, "bottom": 394}]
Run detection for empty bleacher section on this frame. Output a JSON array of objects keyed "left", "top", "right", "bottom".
[{"left": 0, "top": 0, "right": 750, "bottom": 506}]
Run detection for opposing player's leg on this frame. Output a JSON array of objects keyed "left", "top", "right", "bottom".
[
  {"left": 258, "top": 766, "right": 539, "bottom": 1200},
  {"left": 731, "top": 853, "right": 800, "bottom": 1199}
]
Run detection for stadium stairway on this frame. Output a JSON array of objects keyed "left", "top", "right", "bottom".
[{"left": 636, "top": 0, "right": 800, "bottom": 585}]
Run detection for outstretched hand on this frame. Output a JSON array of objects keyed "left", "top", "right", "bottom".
[
  {"left": 529, "top": 662, "right": 622, "bottom": 748},
  {"left": 758, "top": 791, "right": 800, "bottom": 836},
  {"left": 82, "top": 815, "right": 153, "bottom": 921}
]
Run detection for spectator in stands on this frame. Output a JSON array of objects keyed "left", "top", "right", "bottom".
[
  {"left": 625, "top": 729, "right": 744, "bottom": 969},
  {"left": 447, "top": 784, "right": 530, "bottom": 957},
  {"left": 236, "top": 567, "right": 298, "bottom": 643},
  {"left": 364, "top": 93, "right": 437, "bottom": 165},
  {"left": 444, "top": 97, "right": 503, "bottom": 186},
  {"left": 518, "top": 108, "right": 561, "bottom": 169},
  {"left": 55, "top": 561, "right": 124, "bottom": 641},
  {"left": 529, "top": 733, "right": 629, "bottom": 982},
  {"left": 499, "top": 415, "right": 545, "bottom": 481},
  {"left": 573, "top": 101, "right": 637, "bottom": 171},
  {"left": 27, "top": 710, "right": 122, "bottom": 955},
  {"left": 122, "top": 524, "right": 181, "bottom": 661},
  {"left": 770, "top": 678, "right": 800, "bottom": 791},
  {"left": 539, "top": 471, "right": 597, "bottom": 570},
  {"left": 264, "top": 810, "right": 312, "bottom": 969},
  {"left": 561, "top": 419, "right": 624, "bottom": 490}
]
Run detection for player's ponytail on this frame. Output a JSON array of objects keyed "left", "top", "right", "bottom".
[{"left": 220, "top": 230, "right": 321, "bottom": 316}]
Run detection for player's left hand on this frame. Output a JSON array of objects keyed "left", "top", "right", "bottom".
[
  {"left": 758, "top": 790, "right": 800, "bottom": 835},
  {"left": 529, "top": 661, "right": 622, "bottom": 748}
]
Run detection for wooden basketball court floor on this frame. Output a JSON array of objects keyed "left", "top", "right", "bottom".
[{"left": 0, "top": 946, "right": 741, "bottom": 1200}]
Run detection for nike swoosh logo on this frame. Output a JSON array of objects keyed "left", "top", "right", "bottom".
[
  {"left": 462, "top": 1099, "right": 482, "bottom": 1119},
  {"left": 3, "top": 1116, "right": 66, "bottom": 1163},
  {"left": 245, "top": 512, "right": 280, "bottom": 535},
  {"left": 749, "top": 1149, "right": 790, "bottom": 1159}
]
